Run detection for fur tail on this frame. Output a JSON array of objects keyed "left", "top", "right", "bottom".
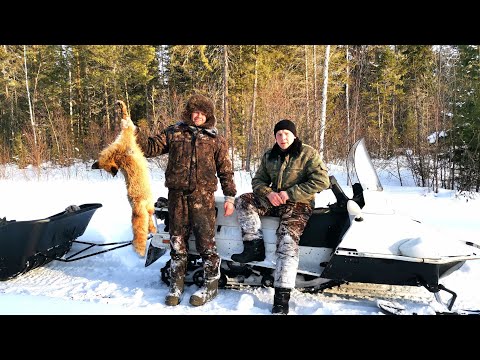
[{"left": 116, "top": 100, "right": 129, "bottom": 120}]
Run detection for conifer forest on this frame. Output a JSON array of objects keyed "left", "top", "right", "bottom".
[{"left": 0, "top": 45, "right": 479, "bottom": 192}]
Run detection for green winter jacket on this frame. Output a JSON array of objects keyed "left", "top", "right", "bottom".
[{"left": 252, "top": 140, "right": 330, "bottom": 207}]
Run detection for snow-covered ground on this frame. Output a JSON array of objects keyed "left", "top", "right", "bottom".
[{"left": 1, "top": 159, "right": 479, "bottom": 315}]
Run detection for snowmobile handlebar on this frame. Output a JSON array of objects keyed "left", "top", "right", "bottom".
[{"left": 329, "top": 176, "right": 349, "bottom": 208}]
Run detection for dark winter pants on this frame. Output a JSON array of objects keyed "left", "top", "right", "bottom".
[
  {"left": 235, "top": 193, "right": 313, "bottom": 289},
  {"left": 168, "top": 188, "right": 220, "bottom": 282}
]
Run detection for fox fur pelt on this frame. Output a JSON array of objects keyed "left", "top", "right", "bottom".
[{"left": 92, "top": 100, "right": 156, "bottom": 257}]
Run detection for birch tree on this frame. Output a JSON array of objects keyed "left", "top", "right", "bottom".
[
  {"left": 319, "top": 45, "right": 330, "bottom": 160},
  {"left": 222, "top": 45, "right": 232, "bottom": 159},
  {"left": 345, "top": 45, "right": 351, "bottom": 149},
  {"left": 23, "top": 45, "right": 37, "bottom": 147},
  {"left": 246, "top": 45, "right": 258, "bottom": 172},
  {"left": 304, "top": 45, "right": 310, "bottom": 141}
]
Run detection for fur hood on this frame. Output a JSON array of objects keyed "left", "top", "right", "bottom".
[{"left": 181, "top": 94, "right": 216, "bottom": 128}]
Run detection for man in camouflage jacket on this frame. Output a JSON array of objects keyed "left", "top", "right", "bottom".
[
  {"left": 232, "top": 119, "right": 330, "bottom": 314},
  {"left": 138, "top": 94, "right": 236, "bottom": 307}
]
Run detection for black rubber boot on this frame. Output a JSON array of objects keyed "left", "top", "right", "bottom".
[
  {"left": 271, "top": 287, "right": 291, "bottom": 315},
  {"left": 231, "top": 239, "right": 266, "bottom": 263}
]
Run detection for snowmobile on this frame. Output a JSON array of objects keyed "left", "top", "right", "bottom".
[{"left": 146, "top": 138, "right": 480, "bottom": 311}]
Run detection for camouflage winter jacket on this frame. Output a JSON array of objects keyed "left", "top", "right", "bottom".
[
  {"left": 252, "top": 140, "right": 330, "bottom": 207},
  {"left": 139, "top": 122, "right": 236, "bottom": 197}
]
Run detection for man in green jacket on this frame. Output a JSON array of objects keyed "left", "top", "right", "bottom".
[{"left": 232, "top": 119, "right": 330, "bottom": 314}]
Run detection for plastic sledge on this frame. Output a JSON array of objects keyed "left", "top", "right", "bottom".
[{"left": 0, "top": 203, "right": 102, "bottom": 281}]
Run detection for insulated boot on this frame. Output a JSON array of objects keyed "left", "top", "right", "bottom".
[
  {"left": 231, "top": 239, "right": 265, "bottom": 263},
  {"left": 189, "top": 278, "right": 219, "bottom": 306},
  {"left": 271, "top": 287, "right": 291, "bottom": 315},
  {"left": 165, "top": 277, "right": 185, "bottom": 306}
]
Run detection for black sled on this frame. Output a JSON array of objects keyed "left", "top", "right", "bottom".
[{"left": 0, "top": 203, "right": 102, "bottom": 281}]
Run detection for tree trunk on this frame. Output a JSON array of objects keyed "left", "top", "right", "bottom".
[
  {"left": 31, "top": 47, "right": 43, "bottom": 131},
  {"left": 223, "top": 45, "right": 231, "bottom": 154},
  {"left": 68, "top": 65, "right": 74, "bottom": 141},
  {"left": 23, "top": 45, "right": 37, "bottom": 147},
  {"left": 113, "top": 64, "right": 118, "bottom": 105},
  {"left": 74, "top": 48, "right": 83, "bottom": 137},
  {"left": 319, "top": 45, "right": 330, "bottom": 160},
  {"left": 151, "top": 85, "right": 157, "bottom": 129},
  {"left": 246, "top": 46, "right": 258, "bottom": 172},
  {"left": 353, "top": 46, "right": 366, "bottom": 145},
  {"left": 103, "top": 81, "right": 110, "bottom": 131},
  {"left": 125, "top": 78, "right": 130, "bottom": 117},
  {"left": 313, "top": 45, "right": 318, "bottom": 147},
  {"left": 377, "top": 87, "right": 382, "bottom": 154},
  {"left": 345, "top": 45, "right": 351, "bottom": 150},
  {"left": 85, "top": 64, "right": 92, "bottom": 135},
  {"left": 3, "top": 46, "right": 15, "bottom": 143},
  {"left": 304, "top": 45, "right": 310, "bottom": 142},
  {"left": 433, "top": 46, "right": 442, "bottom": 193},
  {"left": 44, "top": 99, "right": 60, "bottom": 158}
]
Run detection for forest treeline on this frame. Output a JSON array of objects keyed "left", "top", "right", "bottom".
[{"left": 0, "top": 45, "right": 479, "bottom": 192}]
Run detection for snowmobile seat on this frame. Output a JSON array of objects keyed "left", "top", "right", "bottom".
[
  {"left": 298, "top": 176, "right": 352, "bottom": 249},
  {"left": 299, "top": 207, "right": 349, "bottom": 249}
]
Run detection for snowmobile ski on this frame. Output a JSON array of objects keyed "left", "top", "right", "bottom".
[
  {"left": 377, "top": 299, "right": 480, "bottom": 315},
  {"left": 377, "top": 300, "right": 416, "bottom": 315}
]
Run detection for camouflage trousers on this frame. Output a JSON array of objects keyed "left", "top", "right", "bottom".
[
  {"left": 235, "top": 193, "right": 313, "bottom": 289},
  {"left": 168, "top": 188, "right": 220, "bottom": 281}
]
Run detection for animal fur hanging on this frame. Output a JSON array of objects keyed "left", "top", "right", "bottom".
[{"left": 92, "top": 100, "right": 156, "bottom": 257}]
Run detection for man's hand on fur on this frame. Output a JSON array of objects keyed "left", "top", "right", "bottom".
[{"left": 224, "top": 201, "right": 234, "bottom": 217}]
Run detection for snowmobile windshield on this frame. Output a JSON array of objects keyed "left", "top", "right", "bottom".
[{"left": 346, "top": 138, "right": 383, "bottom": 191}]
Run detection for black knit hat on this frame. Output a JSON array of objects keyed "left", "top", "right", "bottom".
[{"left": 274, "top": 119, "right": 297, "bottom": 137}]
